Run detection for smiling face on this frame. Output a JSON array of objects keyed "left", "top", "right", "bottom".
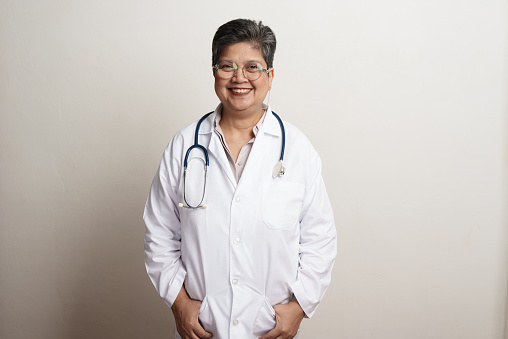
[{"left": 214, "top": 42, "right": 274, "bottom": 117}]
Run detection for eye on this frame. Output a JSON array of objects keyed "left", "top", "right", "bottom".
[
  {"left": 218, "top": 61, "right": 237, "bottom": 71},
  {"left": 220, "top": 64, "right": 233, "bottom": 70},
  {"left": 246, "top": 63, "right": 262, "bottom": 72}
]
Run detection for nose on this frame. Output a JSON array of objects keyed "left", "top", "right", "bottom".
[{"left": 231, "top": 66, "right": 248, "bottom": 82}]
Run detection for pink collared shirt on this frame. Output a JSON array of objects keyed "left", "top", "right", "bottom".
[{"left": 214, "top": 108, "right": 267, "bottom": 183}]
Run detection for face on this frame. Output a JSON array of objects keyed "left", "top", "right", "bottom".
[{"left": 214, "top": 42, "right": 274, "bottom": 116}]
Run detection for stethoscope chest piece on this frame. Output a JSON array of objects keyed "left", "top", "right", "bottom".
[{"left": 272, "top": 160, "right": 285, "bottom": 177}]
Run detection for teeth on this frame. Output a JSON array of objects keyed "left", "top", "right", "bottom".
[{"left": 231, "top": 88, "right": 251, "bottom": 93}]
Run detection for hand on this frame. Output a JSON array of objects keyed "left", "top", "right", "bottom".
[
  {"left": 258, "top": 296, "right": 305, "bottom": 339},
  {"left": 171, "top": 287, "right": 213, "bottom": 339}
]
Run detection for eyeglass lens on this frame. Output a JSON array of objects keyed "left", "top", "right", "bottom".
[{"left": 216, "top": 61, "right": 265, "bottom": 80}]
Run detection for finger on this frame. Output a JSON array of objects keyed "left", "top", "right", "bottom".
[
  {"left": 182, "top": 328, "right": 202, "bottom": 339},
  {"left": 193, "top": 324, "right": 213, "bottom": 339},
  {"left": 179, "top": 330, "right": 200, "bottom": 339},
  {"left": 258, "top": 327, "right": 281, "bottom": 339}
]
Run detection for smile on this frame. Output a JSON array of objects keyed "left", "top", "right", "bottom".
[{"left": 230, "top": 88, "right": 252, "bottom": 94}]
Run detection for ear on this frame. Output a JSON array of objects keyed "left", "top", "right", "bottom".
[
  {"left": 268, "top": 68, "right": 274, "bottom": 88},
  {"left": 269, "top": 68, "right": 275, "bottom": 78}
]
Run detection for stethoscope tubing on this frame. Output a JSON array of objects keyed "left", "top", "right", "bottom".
[
  {"left": 271, "top": 111, "right": 285, "bottom": 162},
  {"left": 184, "top": 112, "right": 213, "bottom": 168}
]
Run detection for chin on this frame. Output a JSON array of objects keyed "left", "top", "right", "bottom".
[{"left": 225, "top": 100, "right": 256, "bottom": 112}]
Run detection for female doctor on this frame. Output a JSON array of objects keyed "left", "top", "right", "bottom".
[{"left": 144, "top": 19, "right": 337, "bottom": 339}]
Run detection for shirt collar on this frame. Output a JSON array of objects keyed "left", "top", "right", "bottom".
[
  {"left": 199, "top": 103, "right": 282, "bottom": 138},
  {"left": 214, "top": 104, "right": 267, "bottom": 137}
]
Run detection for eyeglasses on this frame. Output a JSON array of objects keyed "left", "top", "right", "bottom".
[{"left": 213, "top": 61, "right": 270, "bottom": 81}]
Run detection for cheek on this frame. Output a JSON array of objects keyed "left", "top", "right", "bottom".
[
  {"left": 255, "top": 76, "right": 271, "bottom": 91},
  {"left": 254, "top": 82, "right": 269, "bottom": 93},
  {"left": 214, "top": 80, "right": 226, "bottom": 96}
]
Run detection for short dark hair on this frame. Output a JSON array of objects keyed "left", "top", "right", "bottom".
[{"left": 212, "top": 19, "right": 277, "bottom": 69}]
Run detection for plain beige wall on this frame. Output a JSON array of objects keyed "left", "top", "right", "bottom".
[{"left": 1, "top": 0, "right": 507, "bottom": 338}]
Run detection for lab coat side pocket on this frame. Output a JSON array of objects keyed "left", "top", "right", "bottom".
[
  {"left": 262, "top": 181, "right": 305, "bottom": 231},
  {"left": 198, "top": 296, "right": 213, "bottom": 332},
  {"left": 252, "top": 297, "right": 276, "bottom": 338}
]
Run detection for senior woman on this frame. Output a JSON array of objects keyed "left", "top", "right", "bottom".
[{"left": 144, "top": 19, "right": 337, "bottom": 339}]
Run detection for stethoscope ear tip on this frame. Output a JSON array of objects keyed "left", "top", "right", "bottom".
[{"left": 178, "top": 202, "right": 207, "bottom": 209}]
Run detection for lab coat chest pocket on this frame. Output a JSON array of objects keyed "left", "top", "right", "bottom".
[
  {"left": 179, "top": 205, "right": 207, "bottom": 240},
  {"left": 262, "top": 181, "right": 304, "bottom": 231}
]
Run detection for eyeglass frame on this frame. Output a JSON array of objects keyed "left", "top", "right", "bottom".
[{"left": 213, "top": 60, "right": 271, "bottom": 81}]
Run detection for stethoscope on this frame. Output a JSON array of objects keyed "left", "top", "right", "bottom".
[{"left": 178, "top": 111, "right": 286, "bottom": 209}]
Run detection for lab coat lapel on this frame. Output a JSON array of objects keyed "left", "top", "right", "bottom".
[
  {"left": 207, "top": 130, "right": 237, "bottom": 189},
  {"left": 238, "top": 109, "right": 281, "bottom": 188},
  {"left": 238, "top": 129, "right": 267, "bottom": 188},
  {"left": 197, "top": 107, "right": 237, "bottom": 189}
]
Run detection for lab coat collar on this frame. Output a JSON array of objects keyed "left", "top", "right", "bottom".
[
  {"left": 261, "top": 105, "right": 282, "bottom": 138},
  {"left": 198, "top": 103, "right": 282, "bottom": 138}
]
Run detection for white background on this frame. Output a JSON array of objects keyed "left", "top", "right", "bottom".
[{"left": 1, "top": 0, "right": 507, "bottom": 338}]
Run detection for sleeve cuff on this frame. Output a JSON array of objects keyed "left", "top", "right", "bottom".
[
  {"left": 291, "top": 279, "right": 316, "bottom": 318},
  {"left": 164, "top": 267, "right": 187, "bottom": 308}
]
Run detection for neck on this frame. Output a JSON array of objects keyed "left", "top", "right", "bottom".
[{"left": 220, "top": 105, "right": 265, "bottom": 133}]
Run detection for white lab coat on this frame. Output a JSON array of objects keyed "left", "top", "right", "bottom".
[{"left": 144, "top": 105, "right": 337, "bottom": 339}]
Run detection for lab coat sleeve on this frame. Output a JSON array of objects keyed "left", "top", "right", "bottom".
[
  {"left": 291, "top": 147, "right": 337, "bottom": 318},
  {"left": 143, "top": 135, "right": 186, "bottom": 308}
]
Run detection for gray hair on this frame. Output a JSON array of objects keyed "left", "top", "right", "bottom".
[{"left": 212, "top": 19, "right": 277, "bottom": 69}]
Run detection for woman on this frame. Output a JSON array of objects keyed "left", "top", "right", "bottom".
[{"left": 144, "top": 19, "right": 337, "bottom": 339}]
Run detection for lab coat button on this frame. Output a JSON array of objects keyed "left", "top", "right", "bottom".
[
  {"left": 234, "top": 196, "right": 240, "bottom": 202},
  {"left": 233, "top": 319, "right": 239, "bottom": 326},
  {"left": 233, "top": 237, "right": 240, "bottom": 245},
  {"left": 232, "top": 278, "right": 238, "bottom": 285}
]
